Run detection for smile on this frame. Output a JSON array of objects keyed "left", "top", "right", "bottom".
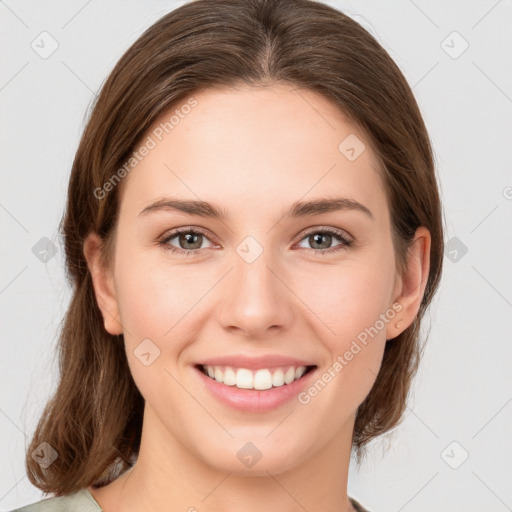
[
  {"left": 197, "top": 364, "right": 317, "bottom": 390},
  {"left": 193, "top": 362, "right": 318, "bottom": 413}
]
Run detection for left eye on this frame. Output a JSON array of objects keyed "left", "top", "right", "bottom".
[
  {"left": 158, "top": 227, "right": 353, "bottom": 255},
  {"left": 295, "top": 228, "right": 353, "bottom": 252}
]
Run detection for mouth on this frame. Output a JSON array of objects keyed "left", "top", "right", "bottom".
[
  {"left": 191, "top": 353, "right": 320, "bottom": 412},
  {"left": 195, "top": 363, "right": 317, "bottom": 390}
]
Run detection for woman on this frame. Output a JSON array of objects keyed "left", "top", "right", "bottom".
[{"left": 13, "top": 0, "right": 444, "bottom": 511}]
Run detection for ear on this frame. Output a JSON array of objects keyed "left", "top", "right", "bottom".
[
  {"left": 386, "top": 226, "right": 431, "bottom": 340},
  {"left": 83, "top": 232, "right": 123, "bottom": 335}
]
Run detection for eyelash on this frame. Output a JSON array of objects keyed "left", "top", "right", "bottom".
[{"left": 157, "top": 226, "right": 353, "bottom": 257}]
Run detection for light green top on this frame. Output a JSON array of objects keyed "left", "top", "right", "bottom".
[
  {"left": 10, "top": 488, "right": 370, "bottom": 512},
  {"left": 9, "top": 488, "right": 103, "bottom": 512}
]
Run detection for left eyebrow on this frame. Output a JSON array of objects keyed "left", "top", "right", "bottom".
[
  {"left": 138, "top": 196, "right": 374, "bottom": 221},
  {"left": 283, "top": 197, "right": 374, "bottom": 221}
]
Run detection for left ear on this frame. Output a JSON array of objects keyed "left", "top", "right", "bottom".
[{"left": 386, "top": 226, "right": 431, "bottom": 340}]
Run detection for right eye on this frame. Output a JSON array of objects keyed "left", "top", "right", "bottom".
[{"left": 158, "top": 227, "right": 217, "bottom": 256}]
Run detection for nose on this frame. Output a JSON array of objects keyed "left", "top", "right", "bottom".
[{"left": 218, "top": 251, "right": 294, "bottom": 339}]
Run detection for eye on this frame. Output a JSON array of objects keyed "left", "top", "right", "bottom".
[
  {"left": 158, "top": 227, "right": 216, "bottom": 256},
  {"left": 158, "top": 226, "right": 353, "bottom": 257},
  {"left": 295, "top": 227, "right": 353, "bottom": 254}
]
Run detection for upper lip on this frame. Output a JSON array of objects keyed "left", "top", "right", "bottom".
[{"left": 195, "top": 355, "right": 317, "bottom": 370}]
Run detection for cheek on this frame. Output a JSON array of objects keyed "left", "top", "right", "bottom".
[
  {"left": 294, "top": 258, "right": 395, "bottom": 341},
  {"left": 113, "top": 254, "right": 199, "bottom": 400},
  {"left": 114, "top": 249, "right": 209, "bottom": 338},
  {"left": 291, "top": 253, "right": 395, "bottom": 399}
]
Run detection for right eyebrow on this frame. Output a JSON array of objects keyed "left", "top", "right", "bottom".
[{"left": 139, "top": 198, "right": 229, "bottom": 219}]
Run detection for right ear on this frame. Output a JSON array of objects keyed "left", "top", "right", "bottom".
[{"left": 83, "top": 232, "right": 123, "bottom": 335}]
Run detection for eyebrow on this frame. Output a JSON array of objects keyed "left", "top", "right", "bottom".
[{"left": 139, "top": 197, "right": 374, "bottom": 220}]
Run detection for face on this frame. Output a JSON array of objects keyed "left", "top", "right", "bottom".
[{"left": 88, "top": 84, "right": 415, "bottom": 477}]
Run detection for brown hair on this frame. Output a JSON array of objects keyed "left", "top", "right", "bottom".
[{"left": 25, "top": 0, "right": 444, "bottom": 495}]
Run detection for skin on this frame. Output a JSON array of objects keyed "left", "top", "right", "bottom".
[{"left": 84, "top": 83, "right": 430, "bottom": 512}]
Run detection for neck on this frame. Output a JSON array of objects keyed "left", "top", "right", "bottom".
[{"left": 90, "top": 406, "right": 357, "bottom": 512}]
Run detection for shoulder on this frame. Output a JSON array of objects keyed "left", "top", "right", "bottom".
[
  {"left": 8, "top": 488, "right": 103, "bottom": 512},
  {"left": 11, "top": 490, "right": 366, "bottom": 512}
]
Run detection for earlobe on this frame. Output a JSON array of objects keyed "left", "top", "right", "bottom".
[
  {"left": 83, "top": 232, "right": 123, "bottom": 335},
  {"left": 386, "top": 227, "right": 431, "bottom": 340}
]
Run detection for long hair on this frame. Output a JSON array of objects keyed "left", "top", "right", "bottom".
[{"left": 25, "top": 0, "right": 444, "bottom": 495}]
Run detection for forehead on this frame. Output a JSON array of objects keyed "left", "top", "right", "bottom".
[{"left": 120, "top": 84, "right": 388, "bottom": 222}]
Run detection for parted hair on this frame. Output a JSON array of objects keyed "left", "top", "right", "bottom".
[{"left": 25, "top": 0, "right": 444, "bottom": 495}]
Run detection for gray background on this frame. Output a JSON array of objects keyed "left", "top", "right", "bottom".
[{"left": 1, "top": 1, "right": 511, "bottom": 511}]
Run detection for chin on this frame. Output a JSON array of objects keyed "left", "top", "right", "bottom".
[
  {"left": 193, "top": 435, "right": 311, "bottom": 477},
  {"left": 209, "top": 453, "right": 301, "bottom": 477}
]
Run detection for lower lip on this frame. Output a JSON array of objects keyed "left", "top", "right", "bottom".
[{"left": 193, "top": 365, "right": 317, "bottom": 413}]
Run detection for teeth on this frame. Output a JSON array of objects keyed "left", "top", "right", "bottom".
[
  {"left": 254, "top": 369, "right": 272, "bottom": 390},
  {"left": 201, "top": 364, "right": 310, "bottom": 390},
  {"left": 236, "top": 368, "right": 253, "bottom": 389},
  {"left": 223, "top": 366, "right": 237, "bottom": 386},
  {"left": 272, "top": 369, "right": 284, "bottom": 387},
  {"left": 284, "top": 367, "right": 296, "bottom": 384}
]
